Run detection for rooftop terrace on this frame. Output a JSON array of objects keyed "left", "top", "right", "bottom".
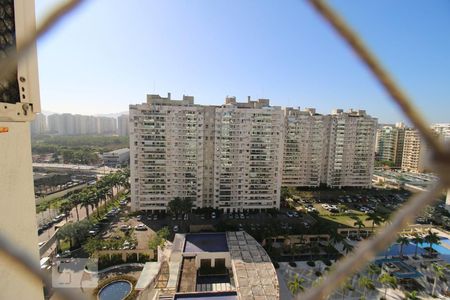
[{"left": 184, "top": 233, "right": 229, "bottom": 253}]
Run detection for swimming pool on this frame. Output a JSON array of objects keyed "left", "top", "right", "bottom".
[{"left": 380, "top": 237, "right": 450, "bottom": 263}]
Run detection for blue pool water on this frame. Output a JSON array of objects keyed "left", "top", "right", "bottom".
[
  {"left": 380, "top": 237, "right": 450, "bottom": 263},
  {"left": 98, "top": 280, "right": 132, "bottom": 300}
]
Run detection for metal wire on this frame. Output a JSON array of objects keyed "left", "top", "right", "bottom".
[
  {"left": 0, "top": 232, "right": 82, "bottom": 300},
  {"left": 300, "top": 0, "right": 450, "bottom": 299},
  {"left": 0, "top": 0, "right": 86, "bottom": 83},
  {"left": 307, "top": 0, "right": 447, "bottom": 159},
  {"left": 0, "top": 0, "right": 449, "bottom": 300}
]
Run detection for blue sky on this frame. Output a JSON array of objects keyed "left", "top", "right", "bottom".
[{"left": 35, "top": 0, "right": 450, "bottom": 123}]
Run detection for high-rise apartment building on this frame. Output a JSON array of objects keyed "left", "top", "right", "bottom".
[
  {"left": 213, "top": 97, "right": 284, "bottom": 212},
  {"left": 130, "top": 93, "right": 377, "bottom": 212},
  {"left": 30, "top": 113, "right": 47, "bottom": 136},
  {"left": 130, "top": 94, "right": 284, "bottom": 212},
  {"left": 130, "top": 94, "right": 206, "bottom": 212},
  {"left": 47, "top": 113, "right": 117, "bottom": 135},
  {"left": 431, "top": 123, "right": 450, "bottom": 144},
  {"left": 375, "top": 122, "right": 405, "bottom": 167},
  {"left": 401, "top": 129, "right": 427, "bottom": 173},
  {"left": 118, "top": 114, "right": 129, "bottom": 136},
  {"left": 282, "top": 108, "right": 325, "bottom": 187},
  {"left": 322, "top": 109, "right": 377, "bottom": 188}
]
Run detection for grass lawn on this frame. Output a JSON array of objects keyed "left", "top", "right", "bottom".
[
  {"left": 59, "top": 239, "right": 70, "bottom": 251},
  {"left": 320, "top": 213, "right": 376, "bottom": 228}
]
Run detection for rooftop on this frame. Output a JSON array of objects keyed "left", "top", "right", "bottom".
[
  {"left": 104, "top": 148, "right": 130, "bottom": 155},
  {"left": 184, "top": 233, "right": 229, "bottom": 253}
]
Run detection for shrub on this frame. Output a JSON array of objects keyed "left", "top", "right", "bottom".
[
  {"left": 315, "top": 271, "right": 322, "bottom": 277},
  {"left": 307, "top": 261, "right": 315, "bottom": 267},
  {"left": 322, "top": 259, "right": 332, "bottom": 266}
]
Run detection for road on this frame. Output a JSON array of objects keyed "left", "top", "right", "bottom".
[{"left": 38, "top": 186, "right": 121, "bottom": 257}]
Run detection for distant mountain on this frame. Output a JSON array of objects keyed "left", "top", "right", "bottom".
[
  {"left": 38, "top": 110, "right": 128, "bottom": 118},
  {"left": 95, "top": 111, "right": 128, "bottom": 118}
]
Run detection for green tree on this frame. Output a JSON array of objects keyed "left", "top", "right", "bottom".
[
  {"left": 396, "top": 236, "right": 409, "bottom": 258},
  {"left": 379, "top": 273, "right": 397, "bottom": 299},
  {"left": 424, "top": 230, "right": 440, "bottom": 257},
  {"left": 168, "top": 197, "right": 183, "bottom": 217},
  {"left": 430, "top": 263, "right": 445, "bottom": 297},
  {"left": 365, "top": 212, "right": 383, "bottom": 232},
  {"left": 353, "top": 218, "right": 366, "bottom": 239},
  {"left": 411, "top": 234, "right": 423, "bottom": 258},
  {"left": 358, "top": 276, "right": 374, "bottom": 298},
  {"left": 367, "top": 264, "right": 381, "bottom": 280},
  {"left": 342, "top": 240, "right": 354, "bottom": 254},
  {"left": 403, "top": 290, "right": 419, "bottom": 300},
  {"left": 287, "top": 274, "right": 305, "bottom": 295},
  {"left": 340, "top": 279, "right": 353, "bottom": 300}
]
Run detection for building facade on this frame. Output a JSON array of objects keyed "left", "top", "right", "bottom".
[
  {"left": 322, "top": 109, "right": 377, "bottom": 188},
  {"left": 282, "top": 108, "right": 325, "bottom": 187},
  {"left": 30, "top": 113, "right": 47, "bottom": 136},
  {"left": 213, "top": 97, "right": 284, "bottom": 212},
  {"left": 401, "top": 129, "right": 427, "bottom": 173},
  {"left": 47, "top": 113, "right": 117, "bottom": 135},
  {"left": 118, "top": 114, "right": 129, "bottom": 136},
  {"left": 375, "top": 122, "right": 405, "bottom": 167},
  {"left": 130, "top": 94, "right": 377, "bottom": 212}
]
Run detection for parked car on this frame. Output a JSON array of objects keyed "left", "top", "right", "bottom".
[
  {"left": 135, "top": 224, "right": 147, "bottom": 231},
  {"left": 173, "top": 225, "right": 179, "bottom": 232}
]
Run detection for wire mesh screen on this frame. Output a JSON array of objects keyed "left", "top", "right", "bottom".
[
  {"left": 0, "top": 0, "right": 449, "bottom": 300},
  {"left": 0, "top": 0, "right": 19, "bottom": 104}
]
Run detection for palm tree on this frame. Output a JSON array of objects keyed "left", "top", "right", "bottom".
[
  {"left": 342, "top": 239, "right": 354, "bottom": 255},
  {"left": 79, "top": 189, "right": 91, "bottom": 218},
  {"left": 404, "top": 290, "right": 419, "bottom": 300},
  {"left": 358, "top": 276, "right": 374, "bottom": 299},
  {"left": 69, "top": 193, "right": 81, "bottom": 221},
  {"left": 287, "top": 274, "right": 305, "bottom": 295},
  {"left": 412, "top": 234, "right": 423, "bottom": 258},
  {"left": 59, "top": 200, "right": 72, "bottom": 222},
  {"left": 340, "top": 279, "right": 353, "bottom": 300},
  {"left": 367, "top": 264, "right": 381, "bottom": 280},
  {"left": 424, "top": 230, "right": 440, "bottom": 257},
  {"left": 379, "top": 273, "right": 397, "bottom": 299},
  {"left": 353, "top": 219, "right": 365, "bottom": 239},
  {"left": 431, "top": 263, "right": 445, "bottom": 297},
  {"left": 365, "top": 212, "right": 383, "bottom": 232},
  {"left": 397, "top": 236, "right": 410, "bottom": 258}
]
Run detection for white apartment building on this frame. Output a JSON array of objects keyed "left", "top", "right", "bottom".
[
  {"left": 401, "top": 129, "right": 427, "bottom": 173},
  {"left": 213, "top": 97, "right": 284, "bottom": 212},
  {"left": 431, "top": 123, "right": 450, "bottom": 144},
  {"left": 30, "top": 113, "right": 47, "bottom": 135},
  {"left": 282, "top": 108, "right": 325, "bottom": 187},
  {"left": 130, "top": 94, "right": 378, "bottom": 212},
  {"left": 47, "top": 113, "right": 117, "bottom": 135},
  {"left": 130, "top": 94, "right": 284, "bottom": 212},
  {"left": 118, "top": 114, "right": 129, "bottom": 136},
  {"left": 375, "top": 122, "right": 405, "bottom": 167},
  {"left": 322, "top": 109, "right": 377, "bottom": 188},
  {"left": 130, "top": 94, "right": 206, "bottom": 212}
]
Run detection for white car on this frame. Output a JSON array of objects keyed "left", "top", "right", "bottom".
[
  {"left": 173, "top": 225, "right": 179, "bottom": 232},
  {"left": 321, "top": 204, "right": 330, "bottom": 209},
  {"left": 134, "top": 224, "right": 147, "bottom": 231}
]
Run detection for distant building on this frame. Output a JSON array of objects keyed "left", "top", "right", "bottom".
[
  {"left": 431, "top": 123, "right": 450, "bottom": 144},
  {"left": 30, "top": 113, "right": 47, "bottom": 136},
  {"left": 47, "top": 113, "right": 117, "bottom": 135},
  {"left": 117, "top": 114, "right": 129, "bottom": 136},
  {"left": 103, "top": 148, "right": 130, "bottom": 167},
  {"left": 401, "top": 129, "right": 427, "bottom": 173},
  {"left": 375, "top": 122, "right": 405, "bottom": 167}
]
